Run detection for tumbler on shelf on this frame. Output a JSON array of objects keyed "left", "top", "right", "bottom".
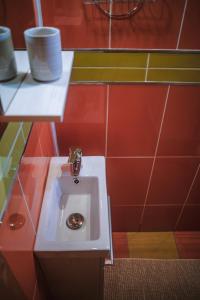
[
  {"left": 24, "top": 27, "right": 63, "bottom": 82},
  {"left": 0, "top": 26, "right": 17, "bottom": 81}
]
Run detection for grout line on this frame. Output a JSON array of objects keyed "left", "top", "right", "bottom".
[
  {"left": 73, "top": 66, "right": 200, "bottom": 70},
  {"left": 146, "top": 80, "right": 200, "bottom": 84},
  {"left": 107, "top": 156, "right": 154, "bottom": 159},
  {"left": 70, "top": 47, "right": 200, "bottom": 52},
  {"left": 157, "top": 156, "right": 200, "bottom": 159},
  {"left": 105, "top": 85, "right": 110, "bottom": 157},
  {"left": 21, "top": 122, "right": 26, "bottom": 144},
  {"left": 108, "top": 1, "right": 112, "bottom": 49},
  {"left": 139, "top": 85, "right": 171, "bottom": 227},
  {"left": 18, "top": 174, "right": 37, "bottom": 235},
  {"left": 176, "top": 0, "right": 188, "bottom": 49},
  {"left": 71, "top": 80, "right": 200, "bottom": 85},
  {"left": 51, "top": 122, "right": 59, "bottom": 156},
  {"left": 145, "top": 53, "right": 150, "bottom": 82},
  {"left": 175, "top": 163, "right": 200, "bottom": 229},
  {"left": 73, "top": 67, "right": 146, "bottom": 70},
  {"left": 107, "top": 156, "right": 200, "bottom": 159},
  {"left": 32, "top": 280, "right": 37, "bottom": 300},
  {"left": 150, "top": 67, "right": 200, "bottom": 71},
  {"left": 173, "top": 231, "right": 181, "bottom": 259},
  {"left": 112, "top": 204, "right": 183, "bottom": 207},
  {"left": 38, "top": 137, "right": 44, "bottom": 156}
]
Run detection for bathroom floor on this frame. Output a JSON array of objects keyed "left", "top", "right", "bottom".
[{"left": 112, "top": 231, "right": 200, "bottom": 259}]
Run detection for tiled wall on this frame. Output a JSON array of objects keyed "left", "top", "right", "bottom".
[
  {"left": 41, "top": 0, "right": 200, "bottom": 50},
  {"left": 0, "top": 0, "right": 200, "bottom": 297},
  {"left": 0, "top": 123, "right": 55, "bottom": 299},
  {"left": 0, "top": 0, "right": 36, "bottom": 48},
  {"left": 0, "top": 253, "right": 27, "bottom": 299},
  {"left": 72, "top": 52, "right": 200, "bottom": 84},
  {"left": 0, "top": 122, "right": 31, "bottom": 217},
  {"left": 56, "top": 84, "right": 200, "bottom": 231}
]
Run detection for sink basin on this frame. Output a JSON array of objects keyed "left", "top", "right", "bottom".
[
  {"left": 53, "top": 176, "right": 100, "bottom": 242},
  {"left": 34, "top": 156, "right": 111, "bottom": 253}
]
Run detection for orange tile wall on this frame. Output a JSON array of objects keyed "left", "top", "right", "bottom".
[
  {"left": 1, "top": 0, "right": 200, "bottom": 297},
  {"left": 0, "top": 123, "right": 55, "bottom": 300},
  {"left": 0, "top": 0, "right": 36, "bottom": 48},
  {"left": 41, "top": 0, "right": 200, "bottom": 50},
  {"left": 56, "top": 84, "right": 200, "bottom": 232}
]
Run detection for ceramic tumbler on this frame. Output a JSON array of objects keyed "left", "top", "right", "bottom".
[
  {"left": 0, "top": 26, "right": 17, "bottom": 81},
  {"left": 24, "top": 27, "right": 63, "bottom": 82}
]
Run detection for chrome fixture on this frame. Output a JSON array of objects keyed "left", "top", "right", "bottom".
[
  {"left": 68, "top": 148, "right": 82, "bottom": 177},
  {"left": 73, "top": 177, "right": 80, "bottom": 184},
  {"left": 84, "top": 0, "right": 156, "bottom": 20},
  {"left": 66, "top": 213, "right": 85, "bottom": 230}
]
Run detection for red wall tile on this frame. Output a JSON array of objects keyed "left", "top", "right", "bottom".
[
  {"left": 179, "top": 0, "right": 200, "bottom": 49},
  {"left": 24, "top": 123, "right": 55, "bottom": 157},
  {"left": 107, "top": 85, "right": 167, "bottom": 156},
  {"left": 0, "top": 122, "right": 54, "bottom": 299},
  {"left": 111, "top": 206, "right": 143, "bottom": 232},
  {"left": 0, "top": 0, "right": 36, "bottom": 48},
  {"left": 55, "top": 84, "right": 200, "bottom": 232},
  {"left": 24, "top": 124, "right": 43, "bottom": 157},
  {"left": 2, "top": 251, "right": 36, "bottom": 300},
  {"left": 41, "top": 0, "right": 109, "bottom": 48},
  {"left": 111, "top": 0, "right": 185, "bottom": 49},
  {"left": 56, "top": 85, "right": 107, "bottom": 156},
  {"left": 107, "top": 158, "right": 153, "bottom": 205},
  {"left": 40, "top": 0, "right": 200, "bottom": 50},
  {"left": 141, "top": 205, "right": 182, "bottom": 231},
  {"left": 176, "top": 205, "right": 200, "bottom": 230},
  {"left": 187, "top": 168, "right": 200, "bottom": 205},
  {"left": 18, "top": 157, "right": 50, "bottom": 229},
  {"left": 112, "top": 232, "right": 129, "bottom": 258},
  {"left": 39, "top": 123, "right": 55, "bottom": 157},
  {"left": 0, "top": 253, "right": 27, "bottom": 300},
  {"left": 175, "top": 231, "right": 200, "bottom": 258},
  {"left": 0, "top": 177, "right": 36, "bottom": 300},
  {"left": 0, "top": 177, "right": 35, "bottom": 251},
  {"left": 146, "top": 158, "right": 200, "bottom": 205},
  {"left": 158, "top": 86, "right": 200, "bottom": 156}
]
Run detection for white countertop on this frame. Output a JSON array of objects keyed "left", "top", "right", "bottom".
[{"left": 0, "top": 50, "right": 74, "bottom": 122}]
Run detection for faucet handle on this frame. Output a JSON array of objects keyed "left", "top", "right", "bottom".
[{"left": 68, "top": 147, "right": 82, "bottom": 163}]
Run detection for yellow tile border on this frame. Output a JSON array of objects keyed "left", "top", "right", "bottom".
[
  {"left": 147, "top": 69, "right": 200, "bottom": 83},
  {"left": 71, "top": 68, "right": 146, "bottom": 82},
  {"left": 74, "top": 52, "right": 148, "bottom": 68},
  {"left": 149, "top": 53, "right": 200, "bottom": 68},
  {"left": 127, "top": 232, "right": 179, "bottom": 259},
  {"left": 72, "top": 51, "right": 200, "bottom": 84}
]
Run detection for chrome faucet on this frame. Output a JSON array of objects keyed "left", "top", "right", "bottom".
[{"left": 68, "top": 148, "right": 82, "bottom": 177}]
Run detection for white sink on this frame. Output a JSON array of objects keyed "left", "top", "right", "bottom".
[{"left": 34, "top": 157, "right": 111, "bottom": 253}]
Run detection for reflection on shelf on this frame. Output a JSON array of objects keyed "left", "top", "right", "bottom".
[{"left": 0, "top": 52, "right": 29, "bottom": 114}]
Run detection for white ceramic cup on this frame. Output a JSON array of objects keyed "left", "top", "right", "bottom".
[
  {"left": 0, "top": 26, "right": 17, "bottom": 81},
  {"left": 24, "top": 27, "right": 63, "bottom": 82}
]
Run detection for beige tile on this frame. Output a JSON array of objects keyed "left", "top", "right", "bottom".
[
  {"left": 0, "top": 123, "right": 21, "bottom": 157},
  {"left": 74, "top": 52, "right": 148, "bottom": 67},
  {"left": 22, "top": 123, "right": 32, "bottom": 141},
  {"left": 147, "top": 69, "right": 200, "bottom": 83},
  {"left": 71, "top": 68, "right": 145, "bottom": 82},
  {"left": 149, "top": 53, "right": 200, "bottom": 68},
  {"left": 127, "top": 232, "right": 178, "bottom": 259}
]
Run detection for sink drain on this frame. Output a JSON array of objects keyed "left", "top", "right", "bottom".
[{"left": 66, "top": 213, "right": 84, "bottom": 230}]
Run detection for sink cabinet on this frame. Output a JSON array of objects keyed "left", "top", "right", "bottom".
[
  {"left": 34, "top": 156, "right": 113, "bottom": 300},
  {"left": 35, "top": 252, "right": 106, "bottom": 300}
]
